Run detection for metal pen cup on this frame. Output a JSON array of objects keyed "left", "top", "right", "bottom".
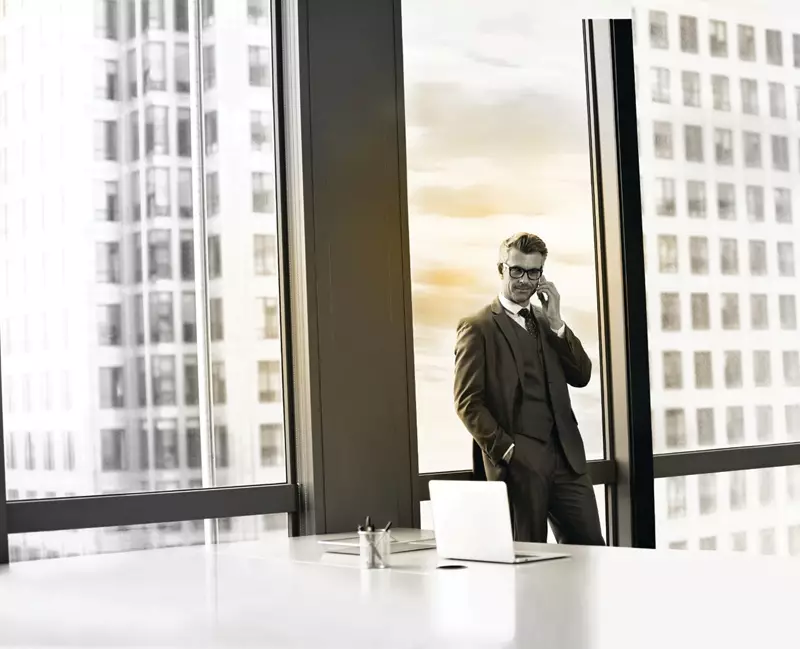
[{"left": 358, "top": 529, "right": 391, "bottom": 569}]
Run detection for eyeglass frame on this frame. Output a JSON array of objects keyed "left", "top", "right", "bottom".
[{"left": 503, "top": 263, "right": 543, "bottom": 281}]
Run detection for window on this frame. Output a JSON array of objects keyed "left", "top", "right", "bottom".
[
  {"left": 186, "top": 419, "right": 201, "bottom": 468},
  {"left": 699, "top": 474, "right": 717, "bottom": 515},
  {"left": 730, "top": 471, "right": 747, "bottom": 510},
  {"left": 749, "top": 240, "right": 767, "bottom": 276},
  {"left": 149, "top": 292, "right": 174, "bottom": 343},
  {"left": 95, "top": 181, "right": 120, "bottom": 222},
  {"left": 795, "top": 34, "right": 800, "bottom": 68},
  {"left": 667, "top": 477, "right": 686, "bottom": 519},
  {"left": 130, "top": 110, "right": 141, "bottom": 161},
  {"left": 691, "top": 294, "right": 710, "bottom": 330},
  {"left": 738, "top": 25, "right": 756, "bottom": 61},
  {"left": 689, "top": 236, "right": 708, "bottom": 275},
  {"left": 202, "top": 0, "right": 214, "bottom": 26},
  {"left": 711, "top": 75, "right": 730, "bottom": 111},
  {"left": 146, "top": 168, "right": 170, "bottom": 217},
  {"left": 248, "top": 0, "right": 269, "bottom": 25},
  {"left": 709, "top": 20, "right": 728, "bottom": 57},
  {"left": 753, "top": 351, "right": 772, "bottom": 387},
  {"left": 95, "top": 0, "right": 119, "bottom": 40},
  {"left": 769, "top": 82, "right": 787, "bottom": 118},
  {"left": 766, "top": 29, "right": 783, "bottom": 65},
  {"left": 98, "top": 304, "right": 122, "bottom": 346},
  {"left": 212, "top": 361, "right": 226, "bottom": 405},
  {"left": 210, "top": 298, "right": 224, "bottom": 341},
  {"left": 720, "top": 239, "right": 739, "bottom": 275},
  {"left": 740, "top": 79, "right": 759, "bottom": 114},
  {"left": 203, "top": 45, "right": 216, "bottom": 89},
  {"left": 101, "top": 429, "right": 127, "bottom": 471},
  {"left": 260, "top": 424, "right": 284, "bottom": 466},
  {"left": 679, "top": 16, "right": 697, "bottom": 53},
  {"left": 254, "top": 234, "right": 278, "bottom": 276},
  {"left": 649, "top": 11, "right": 668, "bottom": 49},
  {"left": 251, "top": 111, "right": 272, "bottom": 151},
  {"left": 658, "top": 235, "right": 678, "bottom": 273},
  {"left": 653, "top": 121, "right": 673, "bottom": 159},
  {"left": 144, "top": 43, "right": 166, "bottom": 91},
  {"left": 796, "top": 87, "right": 800, "bottom": 121},
  {"left": 179, "top": 170, "right": 193, "bottom": 218},
  {"left": 788, "top": 406, "right": 800, "bottom": 439},
  {"left": 95, "top": 60, "right": 119, "bottom": 100},
  {"left": 252, "top": 173, "right": 275, "bottom": 213},
  {"left": 204, "top": 111, "right": 218, "bottom": 154},
  {"left": 134, "top": 294, "right": 144, "bottom": 343},
  {"left": 663, "top": 351, "right": 682, "bottom": 389},
  {"left": 175, "top": 44, "right": 190, "bottom": 93},
  {"left": 127, "top": 47, "right": 138, "bottom": 97},
  {"left": 697, "top": 409, "right": 715, "bottom": 446},
  {"left": 178, "top": 108, "right": 192, "bottom": 157},
  {"left": 791, "top": 527, "right": 800, "bottom": 557},
  {"left": 724, "top": 352, "right": 743, "bottom": 389},
  {"left": 258, "top": 298, "right": 280, "bottom": 339},
  {"left": 148, "top": 230, "right": 172, "bottom": 280},
  {"left": 99, "top": 367, "right": 124, "bottom": 408},
  {"left": 772, "top": 135, "right": 789, "bottom": 171},
  {"left": 215, "top": 426, "right": 229, "bottom": 468},
  {"left": 743, "top": 131, "right": 762, "bottom": 168},
  {"left": 714, "top": 128, "right": 733, "bottom": 165},
  {"left": 651, "top": 67, "right": 670, "bottom": 103},
  {"left": 155, "top": 419, "right": 178, "bottom": 469},
  {"left": 175, "top": 0, "right": 189, "bottom": 31},
  {"left": 145, "top": 107, "right": 169, "bottom": 155},
  {"left": 784, "top": 352, "right": 800, "bottom": 386},
  {"left": 660, "top": 293, "right": 680, "bottom": 331},
  {"left": 184, "top": 356, "right": 198, "bottom": 406},
  {"left": 694, "top": 351, "right": 713, "bottom": 388},
  {"left": 180, "top": 230, "right": 194, "bottom": 280},
  {"left": 760, "top": 528, "right": 777, "bottom": 555},
  {"left": 96, "top": 242, "right": 121, "bottom": 283},
  {"left": 686, "top": 181, "right": 706, "bottom": 218},
  {"left": 206, "top": 172, "right": 220, "bottom": 215},
  {"left": 665, "top": 409, "right": 686, "bottom": 449},
  {"left": 655, "top": 178, "right": 675, "bottom": 215},
  {"left": 142, "top": 0, "right": 164, "bottom": 30},
  {"left": 208, "top": 235, "right": 222, "bottom": 279},
  {"left": 258, "top": 361, "right": 282, "bottom": 402},
  {"left": 721, "top": 294, "right": 740, "bottom": 330},
  {"left": 684, "top": 125, "right": 703, "bottom": 162},
  {"left": 682, "top": 71, "right": 701, "bottom": 107},
  {"left": 756, "top": 406, "right": 773, "bottom": 442},
  {"left": 24, "top": 433, "right": 35, "bottom": 470},
  {"left": 152, "top": 356, "right": 176, "bottom": 406},
  {"left": 751, "top": 294, "right": 769, "bottom": 330},
  {"left": 778, "top": 242, "right": 795, "bottom": 276},
  {"left": 746, "top": 186, "right": 764, "bottom": 222},
  {"left": 775, "top": 188, "right": 792, "bottom": 223},
  {"left": 726, "top": 406, "right": 744, "bottom": 443},
  {"left": 94, "top": 120, "right": 118, "bottom": 161},
  {"left": 717, "top": 183, "right": 736, "bottom": 220},
  {"left": 248, "top": 46, "right": 270, "bottom": 87},
  {"left": 182, "top": 292, "right": 197, "bottom": 343},
  {"left": 779, "top": 295, "right": 797, "bottom": 329}
]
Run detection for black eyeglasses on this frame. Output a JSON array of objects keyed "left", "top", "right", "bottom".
[{"left": 504, "top": 264, "right": 542, "bottom": 280}]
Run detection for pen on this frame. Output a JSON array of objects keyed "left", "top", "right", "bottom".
[
  {"left": 365, "top": 516, "right": 373, "bottom": 532},
  {"left": 383, "top": 521, "right": 392, "bottom": 533}
]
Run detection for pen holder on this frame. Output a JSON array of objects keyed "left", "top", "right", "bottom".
[{"left": 358, "top": 530, "right": 391, "bottom": 570}]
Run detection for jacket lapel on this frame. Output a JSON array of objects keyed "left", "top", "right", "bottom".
[{"left": 491, "top": 298, "right": 524, "bottom": 384}]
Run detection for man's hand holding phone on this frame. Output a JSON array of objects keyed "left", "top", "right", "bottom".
[{"left": 536, "top": 275, "right": 563, "bottom": 331}]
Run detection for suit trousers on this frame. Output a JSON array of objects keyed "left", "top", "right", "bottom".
[{"left": 505, "top": 432, "right": 605, "bottom": 546}]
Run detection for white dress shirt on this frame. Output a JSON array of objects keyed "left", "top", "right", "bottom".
[{"left": 497, "top": 294, "right": 566, "bottom": 462}]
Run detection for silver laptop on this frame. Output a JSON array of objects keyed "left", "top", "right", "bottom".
[{"left": 428, "top": 480, "right": 569, "bottom": 564}]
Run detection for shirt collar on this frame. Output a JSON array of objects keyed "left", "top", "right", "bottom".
[{"left": 498, "top": 293, "right": 530, "bottom": 316}]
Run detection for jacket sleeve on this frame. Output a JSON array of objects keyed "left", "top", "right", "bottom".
[
  {"left": 548, "top": 325, "right": 592, "bottom": 388},
  {"left": 454, "top": 319, "right": 514, "bottom": 466}
]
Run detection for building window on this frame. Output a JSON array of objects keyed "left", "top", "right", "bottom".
[
  {"left": 210, "top": 297, "right": 224, "bottom": 341},
  {"left": 127, "top": 48, "right": 138, "bottom": 98},
  {"left": 148, "top": 229, "right": 172, "bottom": 280},
  {"left": 258, "top": 360, "right": 282, "bottom": 403},
  {"left": 204, "top": 111, "right": 218, "bottom": 154},
  {"left": 682, "top": 71, "right": 701, "bottom": 107},
  {"left": 714, "top": 128, "right": 733, "bottom": 165},
  {"left": 175, "top": 0, "right": 189, "bottom": 31},
  {"left": 251, "top": 111, "right": 272, "bottom": 151},
  {"left": 95, "top": 0, "right": 119, "bottom": 39},
  {"left": 775, "top": 188, "right": 792, "bottom": 223},
  {"left": 141, "top": 0, "right": 164, "bottom": 30},
  {"left": 724, "top": 352, "right": 743, "bottom": 389},
  {"left": 717, "top": 183, "right": 736, "bottom": 220},
  {"left": 667, "top": 477, "right": 686, "bottom": 519},
  {"left": 146, "top": 168, "right": 170, "bottom": 217},
  {"left": 778, "top": 241, "right": 795, "bottom": 276},
  {"left": 711, "top": 75, "right": 730, "bottom": 110},
  {"left": 746, "top": 186, "right": 764, "bottom": 222},
  {"left": 678, "top": 15, "right": 697, "bottom": 52},
  {"left": 653, "top": 121, "right": 673, "bottom": 158},
  {"left": 794, "top": 33, "right": 800, "bottom": 67},
  {"left": 726, "top": 406, "right": 745, "bottom": 443},
  {"left": 182, "top": 292, "right": 197, "bottom": 343},
  {"left": 651, "top": 67, "right": 670, "bottom": 103},
  {"left": 655, "top": 178, "right": 675, "bottom": 215},
  {"left": 134, "top": 294, "right": 144, "bottom": 344},
  {"left": 787, "top": 405, "right": 800, "bottom": 439},
  {"left": 699, "top": 474, "right": 717, "bottom": 515},
  {"left": 206, "top": 172, "right": 220, "bottom": 215},
  {"left": 180, "top": 230, "right": 194, "bottom": 280},
  {"left": 99, "top": 367, "right": 125, "bottom": 408},
  {"left": 208, "top": 234, "right": 222, "bottom": 279},
  {"left": 743, "top": 131, "right": 762, "bottom": 168},
  {"left": 258, "top": 297, "right": 280, "bottom": 339},
  {"left": 664, "top": 409, "right": 686, "bottom": 449},
  {"left": 22, "top": 432, "right": 35, "bottom": 470},
  {"left": 144, "top": 42, "right": 166, "bottom": 91},
  {"left": 697, "top": 408, "right": 715, "bottom": 446},
  {"left": 145, "top": 106, "right": 169, "bottom": 155},
  {"left": 772, "top": 135, "right": 789, "bottom": 171},
  {"left": 738, "top": 24, "right": 756, "bottom": 61},
  {"left": 129, "top": 110, "right": 140, "bottom": 160},
  {"left": 760, "top": 528, "right": 776, "bottom": 555},
  {"left": 790, "top": 466, "right": 800, "bottom": 500},
  {"left": 149, "top": 292, "right": 174, "bottom": 343},
  {"left": 691, "top": 294, "right": 710, "bottom": 330},
  {"left": 751, "top": 294, "right": 769, "bottom": 330},
  {"left": 649, "top": 10, "right": 668, "bottom": 49},
  {"left": 184, "top": 356, "right": 198, "bottom": 406},
  {"left": 740, "top": 78, "right": 758, "bottom": 114},
  {"left": 175, "top": 44, "right": 190, "bottom": 93},
  {"left": 260, "top": 424, "right": 284, "bottom": 466},
  {"left": 784, "top": 351, "right": 800, "bottom": 386},
  {"left": 689, "top": 236, "right": 708, "bottom": 274},
  {"left": 766, "top": 29, "right": 783, "bottom": 65},
  {"left": 254, "top": 234, "right": 278, "bottom": 276},
  {"left": 686, "top": 180, "right": 706, "bottom": 218},
  {"left": 769, "top": 82, "right": 787, "bottom": 118},
  {"left": 756, "top": 405, "right": 773, "bottom": 442},
  {"left": 215, "top": 425, "right": 229, "bottom": 468},
  {"left": 749, "top": 240, "right": 767, "bottom": 276},
  {"left": 98, "top": 304, "right": 122, "bottom": 346},
  {"left": 96, "top": 242, "right": 121, "bottom": 283},
  {"left": 42, "top": 432, "right": 55, "bottom": 471},
  {"left": 730, "top": 471, "right": 747, "bottom": 510},
  {"left": 684, "top": 125, "right": 704, "bottom": 162},
  {"left": 658, "top": 235, "right": 678, "bottom": 273},
  {"left": 101, "top": 429, "right": 127, "bottom": 471},
  {"left": 202, "top": 0, "right": 215, "bottom": 26},
  {"left": 178, "top": 107, "right": 192, "bottom": 157},
  {"left": 709, "top": 20, "right": 728, "bottom": 57},
  {"left": 694, "top": 351, "right": 713, "bottom": 388},
  {"left": 721, "top": 293, "right": 740, "bottom": 329},
  {"left": 663, "top": 351, "right": 682, "bottom": 389},
  {"left": 248, "top": 0, "right": 269, "bottom": 25},
  {"left": 753, "top": 350, "right": 772, "bottom": 387},
  {"left": 212, "top": 361, "right": 226, "bottom": 405},
  {"left": 779, "top": 295, "right": 797, "bottom": 329},
  {"left": 758, "top": 470, "right": 775, "bottom": 508},
  {"left": 95, "top": 181, "right": 120, "bottom": 222},
  {"left": 202, "top": 45, "right": 216, "bottom": 89},
  {"left": 186, "top": 419, "right": 201, "bottom": 468},
  {"left": 95, "top": 59, "right": 119, "bottom": 100},
  {"left": 178, "top": 170, "right": 193, "bottom": 218},
  {"left": 252, "top": 172, "right": 274, "bottom": 213},
  {"left": 139, "top": 421, "right": 150, "bottom": 467},
  {"left": 152, "top": 356, "right": 176, "bottom": 406},
  {"left": 660, "top": 292, "right": 680, "bottom": 331},
  {"left": 720, "top": 238, "right": 739, "bottom": 275},
  {"left": 94, "top": 120, "right": 118, "bottom": 161},
  {"left": 248, "top": 46, "right": 271, "bottom": 86},
  {"left": 155, "top": 419, "right": 179, "bottom": 469}
]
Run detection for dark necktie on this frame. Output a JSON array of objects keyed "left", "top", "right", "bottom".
[{"left": 517, "top": 307, "right": 538, "bottom": 337}]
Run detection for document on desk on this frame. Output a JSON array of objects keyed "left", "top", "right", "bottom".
[{"left": 319, "top": 535, "right": 436, "bottom": 555}]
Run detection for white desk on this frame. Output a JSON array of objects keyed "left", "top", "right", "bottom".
[{"left": 1, "top": 529, "right": 799, "bottom": 648}]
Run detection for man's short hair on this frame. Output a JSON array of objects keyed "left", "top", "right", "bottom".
[{"left": 497, "top": 233, "right": 548, "bottom": 274}]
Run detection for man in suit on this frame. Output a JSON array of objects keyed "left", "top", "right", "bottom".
[{"left": 453, "top": 232, "right": 604, "bottom": 545}]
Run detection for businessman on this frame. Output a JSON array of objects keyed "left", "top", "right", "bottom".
[{"left": 453, "top": 232, "right": 604, "bottom": 545}]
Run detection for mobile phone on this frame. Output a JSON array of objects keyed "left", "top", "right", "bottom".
[{"left": 537, "top": 290, "right": 548, "bottom": 307}]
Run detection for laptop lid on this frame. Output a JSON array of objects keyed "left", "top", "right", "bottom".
[{"left": 428, "top": 480, "right": 516, "bottom": 563}]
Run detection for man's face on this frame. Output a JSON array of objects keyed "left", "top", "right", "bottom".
[{"left": 500, "top": 249, "right": 544, "bottom": 305}]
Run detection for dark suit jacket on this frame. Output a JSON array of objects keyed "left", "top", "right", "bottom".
[{"left": 453, "top": 297, "right": 592, "bottom": 482}]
